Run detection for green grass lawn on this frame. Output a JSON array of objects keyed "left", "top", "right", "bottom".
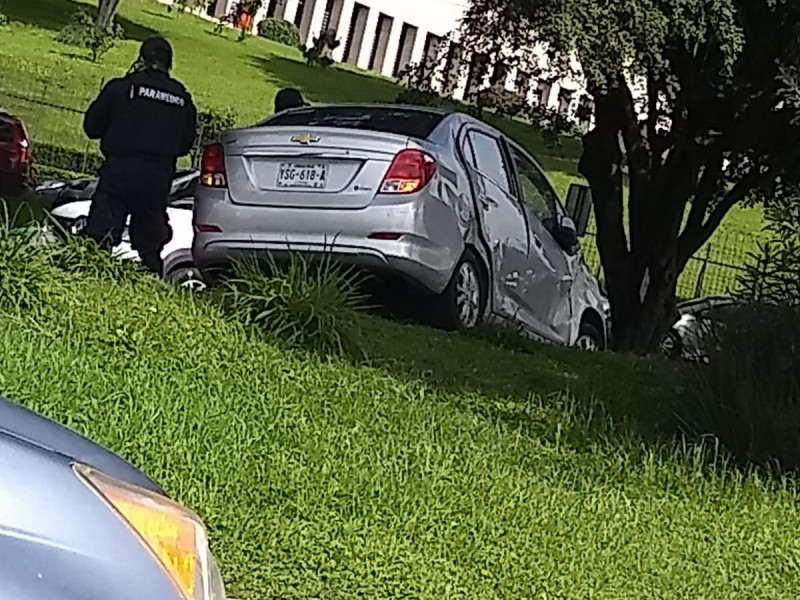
[
  {"left": 0, "top": 0, "right": 766, "bottom": 298},
  {"left": 2, "top": 232, "right": 800, "bottom": 599}
]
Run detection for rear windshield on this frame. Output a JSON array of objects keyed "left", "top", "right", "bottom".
[{"left": 262, "top": 106, "right": 446, "bottom": 140}]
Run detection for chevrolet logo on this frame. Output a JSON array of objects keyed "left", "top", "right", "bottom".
[{"left": 291, "top": 133, "right": 321, "bottom": 145}]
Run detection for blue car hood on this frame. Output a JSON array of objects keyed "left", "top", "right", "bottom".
[{"left": 0, "top": 397, "right": 164, "bottom": 495}]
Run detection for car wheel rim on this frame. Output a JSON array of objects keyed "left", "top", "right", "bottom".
[
  {"left": 576, "top": 334, "right": 599, "bottom": 352},
  {"left": 69, "top": 217, "right": 87, "bottom": 235},
  {"left": 178, "top": 270, "right": 207, "bottom": 292},
  {"left": 455, "top": 262, "right": 481, "bottom": 328}
]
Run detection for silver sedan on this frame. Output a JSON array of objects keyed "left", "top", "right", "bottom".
[
  {"left": 0, "top": 395, "right": 226, "bottom": 600},
  {"left": 192, "top": 104, "right": 608, "bottom": 349}
]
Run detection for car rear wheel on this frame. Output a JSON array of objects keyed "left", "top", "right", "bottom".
[
  {"left": 575, "top": 321, "right": 604, "bottom": 352},
  {"left": 660, "top": 329, "right": 683, "bottom": 359},
  {"left": 431, "top": 251, "right": 485, "bottom": 331}
]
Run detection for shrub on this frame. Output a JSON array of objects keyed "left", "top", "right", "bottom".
[
  {"left": 193, "top": 107, "right": 239, "bottom": 163},
  {"left": 214, "top": 251, "right": 369, "bottom": 357},
  {"left": 34, "top": 142, "right": 102, "bottom": 176},
  {"left": 676, "top": 302, "right": 800, "bottom": 472},
  {"left": 173, "top": 0, "right": 205, "bottom": 13},
  {"left": 31, "top": 164, "right": 89, "bottom": 185},
  {"left": 737, "top": 194, "right": 800, "bottom": 305},
  {"left": 55, "top": 9, "right": 125, "bottom": 62},
  {"left": 395, "top": 88, "right": 451, "bottom": 110},
  {"left": 257, "top": 18, "right": 302, "bottom": 49},
  {"left": 0, "top": 12, "right": 8, "bottom": 27}
]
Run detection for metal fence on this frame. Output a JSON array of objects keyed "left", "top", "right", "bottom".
[
  {"left": 3, "top": 74, "right": 755, "bottom": 300},
  {"left": 580, "top": 229, "right": 752, "bottom": 299},
  {"left": 1, "top": 74, "right": 106, "bottom": 177}
]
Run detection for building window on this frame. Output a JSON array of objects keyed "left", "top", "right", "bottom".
[
  {"left": 576, "top": 95, "right": 594, "bottom": 130},
  {"left": 490, "top": 63, "right": 508, "bottom": 90},
  {"left": 558, "top": 88, "right": 575, "bottom": 115},
  {"left": 441, "top": 42, "right": 463, "bottom": 95},
  {"left": 515, "top": 70, "right": 532, "bottom": 100},
  {"left": 465, "top": 53, "right": 489, "bottom": 98},
  {"left": 392, "top": 23, "right": 418, "bottom": 78},
  {"left": 368, "top": 13, "right": 394, "bottom": 72},
  {"left": 535, "top": 81, "right": 551, "bottom": 106}
]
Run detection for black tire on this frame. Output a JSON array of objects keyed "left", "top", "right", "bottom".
[
  {"left": 660, "top": 329, "right": 683, "bottom": 360},
  {"left": 430, "top": 250, "right": 486, "bottom": 331},
  {"left": 575, "top": 321, "right": 605, "bottom": 352},
  {"left": 166, "top": 266, "right": 207, "bottom": 291}
]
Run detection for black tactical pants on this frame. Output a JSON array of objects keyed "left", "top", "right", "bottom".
[{"left": 83, "top": 156, "right": 174, "bottom": 275}]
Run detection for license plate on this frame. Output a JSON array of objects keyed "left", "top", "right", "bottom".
[{"left": 277, "top": 163, "right": 328, "bottom": 189}]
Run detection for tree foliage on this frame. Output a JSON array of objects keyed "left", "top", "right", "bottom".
[
  {"left": 57, "top": 8, "right": 124, "bottom": 62},
  {"left": 458, "top": 0, "right": 800, "bottom": 352}
]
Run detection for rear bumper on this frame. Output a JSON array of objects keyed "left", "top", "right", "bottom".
[
  {"left": 192, "top": 189, "right": 464, "bottom": 295},
  {"left": 194, "top": 235, "right": 452, "bottom": 294}
]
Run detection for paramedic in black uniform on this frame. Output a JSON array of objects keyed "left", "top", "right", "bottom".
[{"left": 82, "top": 36, "right": 197, "bottom": 275}]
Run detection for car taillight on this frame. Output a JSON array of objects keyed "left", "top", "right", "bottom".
[
  {"left": 19, "top": 139, "right": 30, "bottom": 165},
  {"left": 10, "top": 122, "right": 30, "bottom": 165},
  {"left": 380, "top": 149, "right": 436, "bottom": 194},
  {"left": 200, "top": 143, "right": 227, "bottom": 188}
]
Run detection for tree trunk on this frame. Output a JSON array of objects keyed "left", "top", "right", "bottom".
[
  {"left": 97, "top": 0, "right": 122, "bottom": 30},
  {"left": 578, "top": 87, "right": 680, "bottom": 355},
  {"left": 607, "top": 262, "right": 678, "bottom": 354}
]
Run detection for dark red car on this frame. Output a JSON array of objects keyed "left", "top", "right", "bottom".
[{"left": 0, "top": 111, "right": 31, "bottom": 190}]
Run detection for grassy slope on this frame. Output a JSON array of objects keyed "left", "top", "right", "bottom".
[
  {"left": 0, "top": 0, "right": 766, "bottom": 295},
  {"left": 1, "top": 249, "right": 799, "bottom": 598}
]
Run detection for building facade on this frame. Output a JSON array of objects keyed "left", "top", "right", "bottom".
[{"left": 209, "top": 0, "right": 593, "bottom": 127}]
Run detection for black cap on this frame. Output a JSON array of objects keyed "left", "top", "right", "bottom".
[
  {"left": 274, "top": 88, "right": 308, "bottom": 113},
  {"left": 139, "top": 36, "right": 173, "bottom": 71}
]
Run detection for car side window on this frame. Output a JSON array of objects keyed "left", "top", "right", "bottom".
[
  {"left": 509, "top": 145, "right": 559, "bottom": 221},
  {"left": 0, "top": 122, "right": 11, "bottom": 143},
  {"left": 466, "top": 131, "right": 511, "bottom": 194}
]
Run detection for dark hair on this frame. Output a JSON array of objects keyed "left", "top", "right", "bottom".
[
  {"left": 274, "top": 88, "right": 307, "bottom": 113},
  {"left": 139, "top": 37, "right": 174, "bottom": 71}
]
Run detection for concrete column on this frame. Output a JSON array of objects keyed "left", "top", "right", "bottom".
[
  {"left": 284, "top": 0, "right": 301, "bottom": 23},
  {"left": 298, "top": 0, "right": 317, "bottom": 44},
  {"left": 380, "top": 19, "right": 403, "bottom": 77},
  {"left": 252, "top": 5, "right": 269, "bottom": 31},
  {"left": 357, "top": 8, "right": 379, "bottom": 70},
  {"left": 212, "top": 0, "right": 235, "bottom": 19},
  {"left": 272, "top": 0, "right": 287, "bottom": 19},
  {"left": 332, "top": 0, "right": 355, "bottom": 62}
]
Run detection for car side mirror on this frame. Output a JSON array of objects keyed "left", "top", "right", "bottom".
[
  {"left": 555, "top": 215, "right": 579, "bottom": 251},
  {"left": 543, "top": 215, "right": 579, "bottom": 252},
  {"left": 566, "top": 183, "right": 592, "bottom": 237}
]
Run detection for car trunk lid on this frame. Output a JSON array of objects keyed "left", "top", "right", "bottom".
[{"left": 221, "top": 126, "right": 411, "bottom": 210}]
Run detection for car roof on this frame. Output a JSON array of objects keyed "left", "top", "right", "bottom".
[
  {"left": 677, "top": 295, "right": 738, "bottom": 314},
  {"left": 0, "top": 110, "right": 21, "bottom": 122}
]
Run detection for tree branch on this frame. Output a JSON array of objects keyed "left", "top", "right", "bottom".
[
  {"left": 645, "top": 72, "right": 660, "bottom": 159},
  {"left": 680, "top": 162, "right": 782, "bottom": 262},
  {"left": 677, "top": 151, "right": 724, "bottom": 265}
]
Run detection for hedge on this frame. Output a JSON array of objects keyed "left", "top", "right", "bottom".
[{"left": 256, "top": 18, "right": 302, "bottom": 49}]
